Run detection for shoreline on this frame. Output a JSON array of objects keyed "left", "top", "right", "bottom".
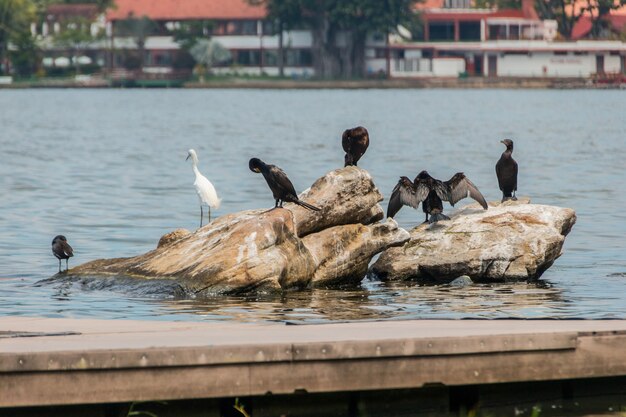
[{"left": 1, "top": 76, "right": 624, "bottom": 89}]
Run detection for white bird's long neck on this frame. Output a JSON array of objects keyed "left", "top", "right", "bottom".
[{"left": 192, "top": 162, "right": 201, "bottom": 177}]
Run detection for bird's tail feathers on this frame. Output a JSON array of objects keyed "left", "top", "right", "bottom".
[
  {"left": 213, "top": 197, "right": 222, "bottom": 210},
  {"left": 429, "top": 213, "right": 450, "bottom": 223},
  {"left": 294, "top": 199, "right": 321, "bottom": 211}
]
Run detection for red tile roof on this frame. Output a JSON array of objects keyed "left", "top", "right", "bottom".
[{"left": 107, "top": 0, "right": 267, "bottom": 21}]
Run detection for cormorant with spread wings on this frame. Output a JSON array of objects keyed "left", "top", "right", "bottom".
[
  {"left": 387, "top": 170, "right": 488, "bottom": 223},
  {"left": 249, "top": 158, "right": 321, "bottom": 211}
]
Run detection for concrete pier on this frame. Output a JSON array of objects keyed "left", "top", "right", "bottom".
[{"left": 2, "top": 317, "right": 626, "bottom": 409}]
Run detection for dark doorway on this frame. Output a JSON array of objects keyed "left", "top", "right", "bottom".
[
  {"left": 474, "top": 54, "right": 484, "bottom": 76},
  {"left": 488, "top": 55, "right": 497, "bottom": 77},
  {"left": 596, "top": 55, "right": 605, "bottom": 75}
]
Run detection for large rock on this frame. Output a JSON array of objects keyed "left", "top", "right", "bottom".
[
  {"left": 289, "top": 166, "right": 384, "bottom": 237},
  {"left": 370, "top": 199, "right": 576, "bottom": 283},
  {"left": 69, "top": 167, "right": 408, "bottom": 294}
]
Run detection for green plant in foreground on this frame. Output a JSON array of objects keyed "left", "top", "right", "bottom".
[
  {"left": 234, "top": 397, "right": 251, "bottom": 417},
  {"left": 126, "top": 401, "right": 166, "bottom": 417},
  {"left": 530, "top": 405, "right": 542, "bottom": 417}
]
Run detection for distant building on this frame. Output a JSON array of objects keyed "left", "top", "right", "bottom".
[
  {"left": 32, "top": 0, "right": 626, "bottom": 79},
  {"left": 34, "top": 4, "right": 106, "bottom": 70},
  {"left": 105, "top": 0, "right": 314, "bottom": 77},
  {"left": 389, "top": 0, "right": 626, "bottom": 78}
]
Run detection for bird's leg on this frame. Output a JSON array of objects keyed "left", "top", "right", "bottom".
[
  {"left": 424, "top": 213, "right": 429, "bottom": 223},
  {"left": 66, "top": 259, "right": 69, "bottom": 271},
  {"left": 58, "top": 259, "right": 61, "bottom": 273},
  {"left": 200, "top": 206, "right": 203, "bottom": 228},
  {"left": 512, "top": 190, "right": 517, "bottom": 201},
  {"left": 208, "top": 206, "right": 211, "bottom": 223},
  {"left": 275, "top": 199, "right": 279, "bottom": 209}
]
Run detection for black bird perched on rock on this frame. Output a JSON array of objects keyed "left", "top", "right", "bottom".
[
  {"left": 52, "top": 235, "right": 73, "bottom": 273},
  {"left": 249, "top": 158, "right": 321, "bottom": 211},
  {"left": 387, "top": 170, "right": 488, "bottom": 223},
  {"left": 496, "top": 139, "right": 518, "bottom": 202},
  {"left": 342, "top": 126, "right": 369, "bottom": 167}
]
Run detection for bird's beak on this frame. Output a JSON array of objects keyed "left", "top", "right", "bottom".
[
  {"left": 185, "top": 155, "right": 190, "bottom": 161},
  {"left": 500, "top": 140, "right": 505, "bottom": 144}
]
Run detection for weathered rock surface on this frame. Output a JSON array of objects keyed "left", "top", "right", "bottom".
[
  {"left": 289, "top": 166, "right": 384, "bottom": 237},
  {"left": 370, "top": 199, "right": 576, "bottom": 283},
  {"left": 70, "top": 167, "right": 409, "bottom": 294}
]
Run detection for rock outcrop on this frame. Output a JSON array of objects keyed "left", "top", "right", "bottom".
[
  {"left": 370, "top": 199, "right": 576, "bottom": 283},
  {"left": 69, "top": 167, "right": 409, "bottom": 294}
]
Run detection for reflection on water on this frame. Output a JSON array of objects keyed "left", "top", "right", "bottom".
[
  {"left": 1, "top": 88, "right": 625, "bottom": 322},
  {"left": 32, "top": 273, "right": 569, "bottom": 323}
]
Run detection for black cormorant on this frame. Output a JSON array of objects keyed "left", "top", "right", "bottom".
[
  {"left": 496, "top": 139, "right": 518, "bottom": 202},
  {"left": 52, "top": 235, "right": 73, "bottom": 273},
  {"left": 342, "top": 126, "right": 369, "bottom": 167},
  {"left": 387, "top": 170, "right": 488, "bottom": 223},
  {"left": 249, "top": 158, "right": 321, "bottom": 211}
]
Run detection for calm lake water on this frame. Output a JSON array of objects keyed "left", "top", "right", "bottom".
[{"left": 0, "top": 88, "right": 625, "bottom": 323}]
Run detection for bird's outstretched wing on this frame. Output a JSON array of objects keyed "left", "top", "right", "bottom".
[
  {"left": 268, "top": 165, "right": 298, "bottom": 197},
  {"left": 387, "top": 178, "right": 428, "bottom": 218},
  {"left": 430, "top": 179, "right": 450, "bottom": 202},
  {"left": 444, "top": 173, "right": 488, "bottom": 209}
]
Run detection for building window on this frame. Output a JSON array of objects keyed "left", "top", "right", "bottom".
[
  {"left": 444, "top": 0, "right": 470, "bottom": 7},
  {"left": 374, "top": 48, "right": 387, "bottom": 59},
  {"left": 214, "top": 20, "right": 258, "bottom": 36},
  {"left": 489, "top": 25, "right": 501, "bottom": 39},
  {"left": 459, "top": 22, "right": 480, "bottom": 41},
  {"left": 233, "top": 50, "right": 261, "bottom": 66},
  {"left": 429, "top": 22, "right": 455, "bottom": 41},
  {"left": 262, "top": 20, "right": 277, "bottom": 35},
  {"left": 263, "top": 50, "right": 278, "bottom": 66},
  {"left": 285, "top": 49, "right": 313, "bottom": 66}
]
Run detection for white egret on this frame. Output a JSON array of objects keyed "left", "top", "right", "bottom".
[{"left": 186, "top": 149, "right": 221, "bottom": 227}]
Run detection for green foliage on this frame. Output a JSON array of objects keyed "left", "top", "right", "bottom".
[
  {"left": 189, "top": 38, "right": 231, "bottom": 76},
  {"left": 115, "top": 14, "right": 156, "bottom": 70},
  {"left": 0, "top": 0, "right": 37, "bottom": 74},
  {"left": 54, "top": 16, "right": 100, "bottom": 47},
  {"left": 125, "top": 401, "right": 167, "bottom": 417},
  {"left": 473, "top": 0, "right": 520, "bottom": 9},
  {"left": 9, "top": 27, "right": 38, "bottom": 76},
  {"left": 172, "top": 20, "right": 213, "bottom": 50},
  {"left": 58, "top": 0, "right": 113, "bottom": 12},
  {"left": 233, "top": 398, "right": 251, "bottom": 417},
  {"left": 53, "top": 16, "right": 101, "bottom": 75},
  {"left": 255, "top": 0, "right": 418, "bottom": 78}
]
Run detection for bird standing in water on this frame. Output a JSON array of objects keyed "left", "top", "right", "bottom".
[
  {"left": 387, "top": 170, "right": 488, "bottom": 223},
  {"left": 52, "top": 235, "right": 73, "bottom": 273},
  {"left": 496, "top": 139, "right": 518, "bottom": 202},
  {"left": 249, "top": 158, "right": 321, "bottom": 211},
  {"left": 186, "top": 149, "right": 221, "bottom": 227},
  {"left": 342, "top": 126, "right": 369, "bottom": 167}
]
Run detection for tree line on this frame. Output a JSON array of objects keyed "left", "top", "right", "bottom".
[{"left": 0, "top": 0, "right": 111, "bottom": 75}]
